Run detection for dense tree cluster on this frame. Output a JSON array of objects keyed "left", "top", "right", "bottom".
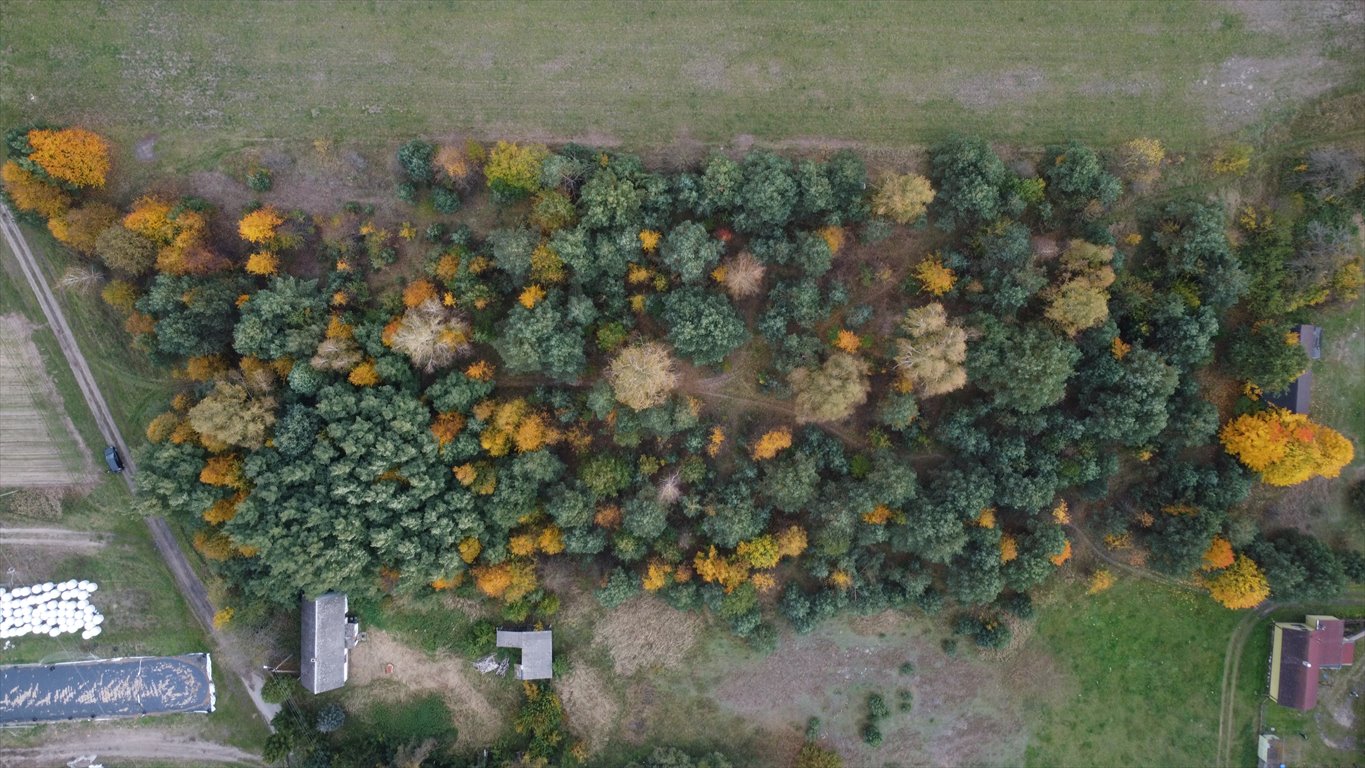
[{"left": 9, "top": 127, "right": 1361, "bottom": 678}]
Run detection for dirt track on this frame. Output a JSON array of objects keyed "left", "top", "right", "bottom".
[
  {"left": 0, "top": 730, "right": 263, "bottom": 767},
  {"left": 0, "top": 526, "right": 108, "bottom": 549}
]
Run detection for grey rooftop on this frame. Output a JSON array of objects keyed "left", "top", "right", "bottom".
[
  {"left": 301, "top": 592, "right": 353, "bottom": 694},
  {"left": 496, "top": 629, "right": 553, "bottom": 680}
]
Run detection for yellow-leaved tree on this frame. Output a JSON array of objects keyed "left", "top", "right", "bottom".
[
  {"left": 1220, "top": 408, "right": 1354, "bottom": 486},
  {"left": 27, "top": 127, "right": 111, "bottom": 188},
  {"left": 238, "top": 207, "right": 284, "bottom": 244},
  {"left": 1205, "top": 554, "right": 1270, "bottom": 609},
  {"left": 871, "top": 173, "right": 935, "bottom": 224}
]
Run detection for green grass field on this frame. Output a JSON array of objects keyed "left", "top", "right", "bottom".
[
  {"left": 3, "top": 0, "right": 1362, "bottom": 175},
  {"left": 1024, "top": 580, "right": 1245, "bottom": 767}
]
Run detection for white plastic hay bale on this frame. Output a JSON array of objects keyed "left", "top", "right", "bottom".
[{"left": 14, "top": 587, "right": 30, "bottom": 598}]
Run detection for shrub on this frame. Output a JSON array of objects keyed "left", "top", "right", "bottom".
[
  {"left": 867, "top": 693, "right": 889, "bottom": 720},
  {"left": 315, "top": 702, "right": 345, "bottom": 733},
  {"left": 247, "top": 167, "right": 273, "bottom": 192},
  {"left": 1212, "top": 144, "right": 1252, "bottom": 176},
  {"left": 862, "top": 722, "right": 883, "bottom": 747},
  {"left": 261, "top": 674, "right": 301, "bottom": 704},
  {"left": 397, "top": 139, "right": 435, "bottom": 184}
]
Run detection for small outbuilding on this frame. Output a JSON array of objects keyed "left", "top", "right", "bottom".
[
  {"left": 1268, "top": 614, "right": 1359, "bottom": 711},
  {"left": 1265, "top": 324, "right": 1322, "bottom": 415},
  {"left": 1256, "top": 734, "right": 1283, "bottom": 768},
  {"left": 301, "top": 592, "right": 359, "bottom": 694},
  {"left": 496, "top": 629, "right": 553, "bottom": 680}
]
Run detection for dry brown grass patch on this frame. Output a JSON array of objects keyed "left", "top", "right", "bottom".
[
  {"left": 559, "top": 662, "right": 620, "bottom": 754},
  {"left": 591, "top": 595, "right": 704, "bottom": 676}
]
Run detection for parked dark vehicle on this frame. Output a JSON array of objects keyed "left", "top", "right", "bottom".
[{"left": 103, "top": 445, "right": 124, "bottom": 473}]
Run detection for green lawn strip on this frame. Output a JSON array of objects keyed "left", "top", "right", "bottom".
[
  {"left": 1025, "top": 579, "right": 1240, "bottom": 768},
  {"left": 1238, "top": 592, "right": 1365, "bottom": 767},
  {"left": 1313, "top": 300, "right": 1365, "bottom": 467},
  {"left": 1, "top": 0, "right": 1356, "bottom": 166}
]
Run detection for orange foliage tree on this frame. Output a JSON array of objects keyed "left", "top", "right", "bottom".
[
  {"left": 48, "top": 202, "right": 117, "bottom": 254},
  {"left": 1086, "top": 569, "right": 1115, "bottom": 595},
  {"left": 27, "top": 127, "right": 111, "bottom": 187},
  {"left": 123, "top": 196, "right": 176, "bottom": 244},
  {"left": 833, "top": 329, "right": 861, "bottom": 353},
  {"left": 914, "top": 256, "right": 957, "bottom": 296},
  {"left": 1205, "top": 554, "right": 1270, "bottom": 609},
  {"left": 1201, "top": 536, "right": 1235, "bottom": 571},
  {"left": 693, "top": 546, "right": 751, "bottom": 592},
  {"left": 199, "top": 455, "right": 244, "bottom": 489},
  {"left": 1220, "top": 408, "right": 1354, "bottom": 486},
  {"left": 403, "top": 279, "right": 438, "bottom": 308},
  {"left": 1, "top": 161, "right": 70, "bottom": 218},
  {"left": 245, "top": 251, "right": 279, "bottom": 276},
  {"left": 775, "top": 526, "right": 808, "bottom": 558},
  {"left": 1050, "top": 540, "right": 1072, "bottom": 566},
  {"left": 348, "top": 360, "right": 380, "bottom": 387},
  {"left": 474, "top": 560, "right": 538, "bottom": 602}
]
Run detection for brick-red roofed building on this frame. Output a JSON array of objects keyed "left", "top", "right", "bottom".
[{"left": 1268, "top": 615, "right": 1359, "bottom": 711}]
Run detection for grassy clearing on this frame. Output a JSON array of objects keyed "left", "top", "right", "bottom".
[
  {"left": 2, "top": 0, "right": 1361, "bottom": 175},
  {"left": 1314, "top": 299, "right": 1365, "bottom": 467},
  {"left": 1024, "top": 579, "right": 1243, "bottom": 767}
]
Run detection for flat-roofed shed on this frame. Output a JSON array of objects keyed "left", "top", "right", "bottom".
[{"left": 496, "top": 629, "right": 553, "bottom": 680}]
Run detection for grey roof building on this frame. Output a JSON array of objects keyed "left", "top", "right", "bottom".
[
  {"left": 496, "top": 629, "right": 553, "bottom": 680},
  {"left": 301, "top": 592, "right": 358, "bottom": 694}
]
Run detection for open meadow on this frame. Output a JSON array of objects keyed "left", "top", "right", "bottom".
[{"left": 2, "top": 0, "right": 1364, "bottom": 176}]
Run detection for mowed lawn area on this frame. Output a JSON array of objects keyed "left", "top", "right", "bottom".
[
  {"left": 3, "top": 0, "right": 1363, "bottom": 169},
  {"left": 1024, "top": 580, "right": 1244, "bottom": 767}
]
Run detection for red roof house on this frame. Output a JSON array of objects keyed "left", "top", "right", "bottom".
[{"left": 1269, "top": 615, "right": 1358, "bottom": 711}]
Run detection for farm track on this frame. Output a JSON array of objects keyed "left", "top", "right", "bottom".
[
  {"left": 0, "top": 526, "right": 108, "bottom": 550},
  {"left": 1, "top": 205, "right": 277, "bottom": 734},
  {"left": 0, "top": 731, "right": 265, "bottom": 767},
  {"left": 1214, "top": 601, "right": 1277, "bottom": 768}
]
